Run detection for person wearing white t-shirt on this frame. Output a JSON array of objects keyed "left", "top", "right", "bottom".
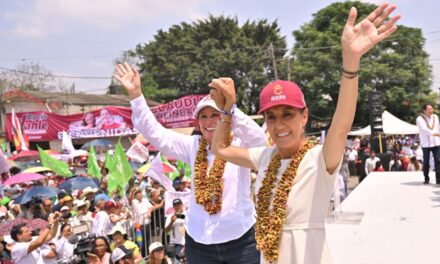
[
  {"left": 211, "top": 5, "right": 400, "bottom": 262},
  {"left": 165, "top": 198, "right": 186, "bottom": 264},
  {"left": 365, "top": 151, "right": 381, "bottom": 175},
  {"left": 416, "top": 104, "right": 440, "bottom": 184},
  {"left": 10, "top": 212, "right": 60, "bottom": 264}
]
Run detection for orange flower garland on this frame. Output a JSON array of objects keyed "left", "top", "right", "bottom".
[
  {"left": 194, "top": 136, "right": 231, "bottom": 214},
  {"left": 255, "top": 140, "right": 315, "bottom": 263}
]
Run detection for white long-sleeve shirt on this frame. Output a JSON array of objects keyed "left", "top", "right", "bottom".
[
  {"left": 130, "top": 95, "right": 266, "bottom": 244},
  {"left": 416, "top": 114, "right": 440, "bottom": 148}
]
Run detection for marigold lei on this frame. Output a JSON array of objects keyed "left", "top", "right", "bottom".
[
  {"left": 194, "top": 136, "right": 231, "bottom": 214},
  {"left": 255, "top": 140, "right": 315, "bottom": 263}
]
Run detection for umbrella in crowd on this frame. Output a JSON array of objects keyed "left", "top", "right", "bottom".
[
  {"left": 0, "top": 218, "right": 48, "bottom": 236},
  {"left": 3, "top": 172, "right": 45, "bottom": 186},
  {"left": 7, "top": 150, "right": 39, "bottom": 161},
  {"left": 23, "top": 166, "right": 52, "bottom": 173},
  {"left": 14, "top": 186, "right": 60, "bottom": 204},
  {"left": 81, "top": 139, "right": 113, "bottom": 152},
  {"left": 58, "top": 176, "right": 99, "bottom": 191},
  {"left": 14, "top": 161, "right": 43, "bottom": 170}
]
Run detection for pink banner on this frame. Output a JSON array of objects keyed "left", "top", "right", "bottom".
[
  {"left": 5, "top": 95, "right": 206, "bottom": 142},
  {"left": 151, "top": 94, "right": 206, "bottom": 128}
]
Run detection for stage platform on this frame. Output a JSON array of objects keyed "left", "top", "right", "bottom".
[{"left": 326, "top": 171, "right": 440, "bottom": 264}]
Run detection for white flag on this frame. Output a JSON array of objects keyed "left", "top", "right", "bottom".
[
  {"left": 61, "top": 131, "right": 75, "bottom": 154},
  {"left": 146, "top": 153, "right": 174, "bottom": 192}
]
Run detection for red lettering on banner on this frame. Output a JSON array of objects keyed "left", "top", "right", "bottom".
[{"left": 5, "top": 94, "right": 206, "bottom": 142}]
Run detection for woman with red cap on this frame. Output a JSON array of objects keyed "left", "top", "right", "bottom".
[{"left": 211, "top": 4, "right": 400, "bottom": 264}]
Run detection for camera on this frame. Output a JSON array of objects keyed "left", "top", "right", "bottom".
[
  {"left": 176, "top": 214, "right": 185, "bottom": 220},
  {"left": 63, "top": 234, "right": 96, "bottom": 264},
  {"left": 62, "top": 211, "right": 72, "bottom": 219}
]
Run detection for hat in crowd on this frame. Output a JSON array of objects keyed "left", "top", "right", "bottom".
[
  {"left": 172, "top": 198, "right": 183, "bottom": 206},
  {"left": 80, "top": 187, "right": 97, "bottom": 199},
  {"left": 259, "top": 80, "right": 306, "bottom": 113},
  {"left": 74, "top": 199, "right": 90, "bottom": 210},
  {"left": 111, "top": 245, "right": 134, "bottom": 263},
  {"left": 193, "top": 95, "right": 220, "bottom": 118},
  {"left": 173, "top": 178, "right": 182, "bottom": 187},
  {"left": 95, "top": 193, "right": 110, "bottom": 202},
  {"left": 60, "top": 195, "right": 73, "bottom": 205},
  {"left": 60, "top": 206, "right": 70, "bottom": 212},
  {"left": 108, "top": 224, "right": 127, "bottom": 237},
  {"left": 104, "top": 200, "right": 117, "bottom": 210},
  {"left": 149, "top": 242, "right": 164, "bottom": 254}
]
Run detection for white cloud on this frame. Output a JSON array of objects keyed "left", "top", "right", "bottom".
[{"left": 3, "top": 0, "right": 213, "bottom": 37}]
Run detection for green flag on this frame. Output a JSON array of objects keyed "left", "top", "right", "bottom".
[
  {"left": 177, "top": 160, "right": 192, "bottom": 180},
  {"left": 104, "top": 151, "right": 113, "bottom": 170},
  {"left": 37, "top": 146, "right": 72, "bottom": 177},
  {"left": 107, "top": 142, "right": 132, "bottom": 195},
  {"left": 87, "top": 146, "right": 101, "bottom": 180}
]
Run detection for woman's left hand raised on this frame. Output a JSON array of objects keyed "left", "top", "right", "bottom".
[{"left": 342, "top": 3, "right": 401, "bottom": 63}]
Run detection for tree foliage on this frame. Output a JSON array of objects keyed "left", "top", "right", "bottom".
[
  {"left": 129, "top": 15, "right": 287, "bottom": 112},
  {"left": 291, "top": 1, "right": 434, "bottom": 127}
]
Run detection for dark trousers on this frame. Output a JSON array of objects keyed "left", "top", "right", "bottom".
[
  {"left": 185, "top": 226, "right": 260, "bottom": 264},
  {"left": 348, "top": 160, "right": 357, "bottom": 176},
  {"left": 422, "top": 146, "right": 440, "bottom": 183}
]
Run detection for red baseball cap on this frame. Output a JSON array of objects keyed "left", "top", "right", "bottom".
[
  {"left": 259, "top": 80, "right": 306, "bottom": 113},
  {"left": 104, "top": 201, "right": 117, "bottom": 210}
]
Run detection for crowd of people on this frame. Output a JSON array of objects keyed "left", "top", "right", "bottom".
[
  {"left": 0, "top": 159, "right": 189, "bottom": 264},
  {"left": 0, "top": 3, "right": 401, "bottom": 264}
]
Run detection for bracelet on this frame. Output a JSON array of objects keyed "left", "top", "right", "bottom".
[
  {"left": 342, "top": 67, "right": 359, "bottom": 79},
  {"left": 221, "top": 104, "right": 236, "bottom": 116}
]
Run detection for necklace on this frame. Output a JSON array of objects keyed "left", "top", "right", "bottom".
[
  {"left": 422, "top": 114, "right": 435, "bottom": 130},
  {"left": 194, "top": 136, "right": 231, "bottom": 214},
  {"left": 255, "top": 140, "right": 314, "bottom": 263}
]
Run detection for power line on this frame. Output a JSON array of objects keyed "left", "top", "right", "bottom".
[{"left": 0, "top": 66, "right": 111, "bottom": 80}]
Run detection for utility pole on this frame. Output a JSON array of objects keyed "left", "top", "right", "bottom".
[
  {"left": 269, "top": 43, "right": 278, "bottom": 80},
  {"left": 287, "top": 57, "right": 291, "bottom": 81}
]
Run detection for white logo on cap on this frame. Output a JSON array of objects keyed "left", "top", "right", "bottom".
[{"left": 271, "top": 94, "right": 286, "bottom": 101}]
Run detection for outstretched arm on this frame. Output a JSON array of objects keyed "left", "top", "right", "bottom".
[
  {"left": 113, "top": 63, "right": 193, "bottom": 164},
  {"left": 323, "top": 4, "right": 400, "bottom": 174}
]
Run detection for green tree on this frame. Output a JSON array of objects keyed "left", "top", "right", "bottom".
[
  {"left": 129, "top": 15, "right": 286, "bottom": 112},
  {"left": 291, "top": 1, "right": 433, "bottom": 128}
]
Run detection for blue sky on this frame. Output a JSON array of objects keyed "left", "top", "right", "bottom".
[{"left": 1, "top": 0, "right": 439, "bottom": 94}]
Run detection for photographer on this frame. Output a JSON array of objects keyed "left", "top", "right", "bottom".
[
  {"left": 10, "top": 211, "right": 60, "bottom": 263},
  {"left": 164, "top": 199, "right": 186, "bottom": 264},
  {"left": 56, "top": 223, "right": 75, "bottom": 260}
]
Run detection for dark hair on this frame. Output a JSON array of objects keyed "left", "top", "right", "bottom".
[
  {"left": 374, "top": 161, "right": 382, "bottom": 170},
  {"left": 422, "top": 104, "right": 433, "bottom": 111},
  {"left": 57, "top": 191, "right": 67, "bottom": 200},
  {"left": 9, "top": 167, "right": 21, "bottom": 176},
  {"left": 92, "top": 236, "right": 112, "bottom": 254},
  {"left": 60, "top": 223, "right": 71, "bottom": 234},
  {"left": 11, "top": 223, "right": 26, "bottom": 242}
]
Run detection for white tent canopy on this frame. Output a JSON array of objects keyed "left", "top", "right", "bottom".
[{"left": 349, "top": 110, "right": 419, "bottom": 136}]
